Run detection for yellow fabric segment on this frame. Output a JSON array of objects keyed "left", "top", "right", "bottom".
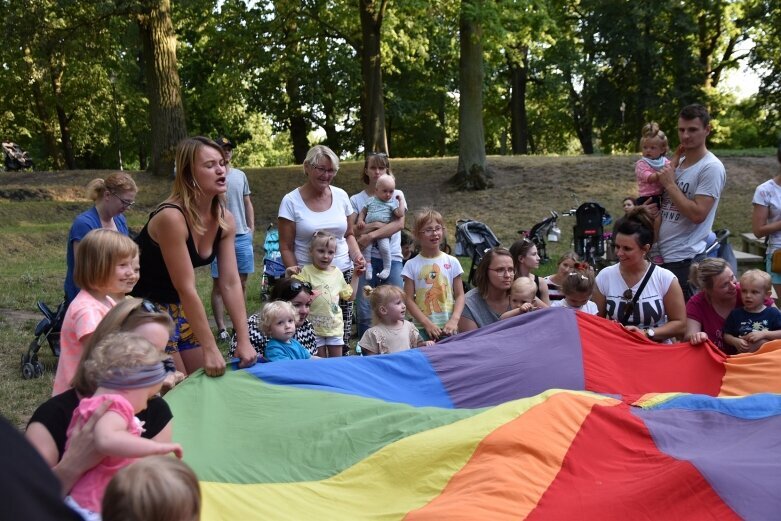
[
  {"left": 197, "top": 390, "right": 617, "bottom": 521},
  {"left": 632, "top": 393, "right": 681, "bottom": 408}
]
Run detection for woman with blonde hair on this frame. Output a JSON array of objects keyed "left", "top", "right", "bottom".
[
  {"left": 65, "top": 172, "right": 137, "bottom": 304},
  {"left": 132, "top": 137, "right": 256, "bottom": 377},
  {"left": 26, "top": 298, "right": 178, "bottom": 496},
  {"left": 278, "top": 145, "right": 366, "bottom": 348}
]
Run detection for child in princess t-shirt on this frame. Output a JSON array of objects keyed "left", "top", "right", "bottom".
[{"left": 401, "top": 208, "right": 465, "bottom": 341}]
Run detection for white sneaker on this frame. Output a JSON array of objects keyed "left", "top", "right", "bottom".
[
  {"left": 377, "top": 268, "right": 391, "bottom": 280},
  {"left": 218, "top": 329, "right": 229, "bottom": 342}
]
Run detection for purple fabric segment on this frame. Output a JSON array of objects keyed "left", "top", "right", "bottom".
[
  {"left": 422, "top": 307, "right": 585, "bottom": 408},
  {"left": 634, "top": 406, "right": 781, "bottom": 520}
]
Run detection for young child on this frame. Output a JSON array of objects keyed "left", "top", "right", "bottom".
[
  {"left": 634, "top": 122, "right": 677, "bottom": 264},
  {"left": 723, "top": 270, "right": 781, "bottom": 353},
  {"left": 102, "top": 456, "right": 201, "bottom": 521},
  {"left": 550, "top": 264, "right": 599, "bottom": 314},
  {"left": 402, "top": 209, "right": 465, "bottom": 341},
  {"left": 358, "top": 285, "right": 434, "bottom": 355},
  {"left": 262, "top": 301, "right": 314, "bottom": 361},
  {"left": 356, "top": 173, "right": 406, "bottom": 281},
  {"left": 53, "top": 229, "right": 139, "bottom": 396},
  {"left": 500, "top": 277, "right": 539, "bottom": 320},
  {"left": 64, "top": 332, "right": 183, "bottom": 520},
  {"left": 288, "top": 231, "right": 360, "bottom": 357}
]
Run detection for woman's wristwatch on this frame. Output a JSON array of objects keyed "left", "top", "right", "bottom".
[{"left": 645, "top": 328, "right": 656, "bottom": 341}]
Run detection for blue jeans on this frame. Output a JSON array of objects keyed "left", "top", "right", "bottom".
[{"left": 356, "top": 259, "right": 403, "bottom": 338}]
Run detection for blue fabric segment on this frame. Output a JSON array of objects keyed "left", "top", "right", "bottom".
[
  {"left": 243, "top": 349, "right": 455, "bottom": 408},
  {"left": 647, "top": 393, "right": 781, "bottom": 420}
]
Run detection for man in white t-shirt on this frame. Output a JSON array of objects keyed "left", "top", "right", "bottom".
[
  {"left": 210, "top": 137, "right": 255, "bottom": 340},
  {"left": 656, "top": 104, "right": 726, "bottom": 300}
]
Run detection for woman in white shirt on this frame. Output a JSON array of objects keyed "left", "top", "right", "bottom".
[
  {"left": 278, "top": 145, "right": 366, "bottom": 349},
  {"left": 592, "top": 207, "right": 686, "bottom": 342}
]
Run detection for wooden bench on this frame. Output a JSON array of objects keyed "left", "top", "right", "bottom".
[
  {"left": 734, "top": 249, "right": 764, "bottom": 268},
  {"left": 741, "top": 232, "right": 767, "bottom": 256}
]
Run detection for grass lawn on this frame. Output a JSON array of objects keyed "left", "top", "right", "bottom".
[{"left": 0, "top": 150, "right": 777, "bottom": 428}]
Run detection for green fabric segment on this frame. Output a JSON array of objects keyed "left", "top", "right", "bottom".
[{"left": 164, "top": 370, "right": 482, "bottom": 484}]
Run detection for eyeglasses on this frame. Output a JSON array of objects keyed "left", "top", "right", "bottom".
[
  {"left": 311, "top": 164, "right": 338, "bottom": 175},
  {"left": 110, "top": 191, "right": 135, "bottom": 208},
  {"left": 422, "top": 226, "right": 443, "bottom": 235},
  {"left": 488, "top": 267, "right": 515, "bottom": 276}
]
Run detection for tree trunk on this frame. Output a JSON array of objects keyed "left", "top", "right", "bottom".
[
  {"left": 359, "top": 0, "right": 388, "bottom": 154},
  {"left": 509, "top": 46, "right": 529, "bottom": 155},
  {"left": 437, "top": 91, "right": 447, "bottom": 157},
  {"left": 452, "top": 0, "right": 491, "bottom": 191},
  {"left": 23, "top": 47, "right": 61, "bottom": 169},
  {"left": 138, "top": 0, "right": 187, "bottom": 177},
  {"left": 49, "top": 60, "right": 76, "bottom": 169},
  {"left": 277, "top": 1, "right": 309, "bottom": 163},
  {"left": 567, "top": 71, "right": 594, "bottom": 155}
]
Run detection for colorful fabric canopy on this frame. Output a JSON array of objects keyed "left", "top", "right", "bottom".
[{"left": 165, "top": 308, "right": 781, "bottom": 520}]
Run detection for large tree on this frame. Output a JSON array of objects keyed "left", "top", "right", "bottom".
[
  {"left": 358, "top": 0, "right": 389, "bottom": 153},
  {"left": 452, "top": 0, "right": 491, "bottom": 190},
  {"left": 138, "top": 0, "right": 187, "bottom": 176}
]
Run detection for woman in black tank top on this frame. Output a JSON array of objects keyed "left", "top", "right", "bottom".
[{"left": 132, "top": 137, "right": 257, "bottom": 376}]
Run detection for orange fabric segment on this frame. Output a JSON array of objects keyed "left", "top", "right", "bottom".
[
  {"left": 406, "top": 392, "right": 613, "bottom": 520},
  {"left": 721, "top": 341, "right": 781, "bottom": 396},
  {"left": 526, "top": 402, "right": 739, "bottom": 521}
]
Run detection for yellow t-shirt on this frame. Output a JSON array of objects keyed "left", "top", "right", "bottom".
[{"left": 295, "top": 265, "right": 352, "bottom": 338}]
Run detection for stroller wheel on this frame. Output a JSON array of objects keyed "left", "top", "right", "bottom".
[
  {"left": 34, "top": 361, "right": 44, "bottom": 377},
  {"left": 22, "top": 362, "right": 35, "bottom": 380}
]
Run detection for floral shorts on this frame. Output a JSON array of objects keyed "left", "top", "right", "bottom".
[{"left": 158, "top": 302, "right": 201, "bottom": 353}]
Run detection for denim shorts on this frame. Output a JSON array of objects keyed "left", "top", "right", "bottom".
[{"left": 211, "top": 232, "right": 255, "bottom": 278}]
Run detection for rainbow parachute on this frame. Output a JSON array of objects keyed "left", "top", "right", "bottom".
[{"left": 165, "top": 308, "right": 781, "bottom": 520}]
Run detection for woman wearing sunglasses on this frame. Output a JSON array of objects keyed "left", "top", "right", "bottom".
[
  {"left": 229, "top": 278, "right": 317, "bottom": 359},
  {"left": 64, "top": 172, "right": 137, "bottom": 306},
  {"left": 25, "top": 298, "right": 178, "bottom": 496},
  {"left": 592, "top": 207, "right": 686, "bottom": 342},
  {"left": 278, "top": 145, "right": 366, "bottom": 351}
]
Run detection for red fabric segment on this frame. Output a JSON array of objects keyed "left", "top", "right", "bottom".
[
  {"left": 527, "top": 402, "right": 740, "bottom": 521},
  {"left": 577, "top": 312, "right": 726, "bottom": 397}
]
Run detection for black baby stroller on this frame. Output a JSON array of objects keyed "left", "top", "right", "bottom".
[
  {"left": 572, "top": 202, "right": 611, "bottom": 268},
  {"left": 260, "top": 223, "right": 286, "bottom": 301},
  {"left": 2, "top": 141, "right": 34, "bottom": 171},
  {"left": 455, "top": 219, "right": 501, "bottom": 287},
  {"left": 521, "top": 211, "right": 561, "bottom": 264},
  {"left": 21, "top": 300, "right": 65, "bottom": 379}
]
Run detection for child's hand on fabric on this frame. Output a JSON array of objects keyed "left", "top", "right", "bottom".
[
  {"left": 424, "top": 340, "right": 436, "bottom": 346},
  {"left": 357, "top": 220, "right": 366, "bottom": 230},
  {"left": 423, "top": 320, "right": 442, "bottom": 340},
  {"left": 734, "top": 337, "right": 750, "bottom": 352},
  {"left": 442, "top": 319, "right": 459, "bottom": 337},
  {"left": 742, "top": 331, "right": 766, "bottom": 344}
]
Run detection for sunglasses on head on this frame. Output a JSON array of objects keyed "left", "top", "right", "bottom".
[
  {"left": 289, "top": 281, "right": 313, "bottom": 293},
  {"left": 138, "top": 300, "right": 162, "bottom": 314}
]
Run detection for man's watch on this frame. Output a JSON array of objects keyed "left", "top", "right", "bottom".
[{"left": 645, "top": 328, "right": 656, "bottom": 340}]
